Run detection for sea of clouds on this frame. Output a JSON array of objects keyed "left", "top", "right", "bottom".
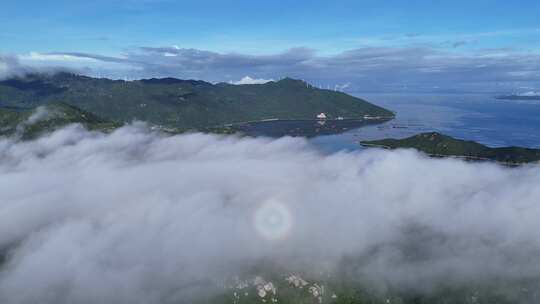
[{"left": 1, "top": 124, "right": 540, "bottom": 303}]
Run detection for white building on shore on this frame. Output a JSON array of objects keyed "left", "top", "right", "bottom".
[{"left": 316, "top": 113, "right": 327, "bottom": 120}]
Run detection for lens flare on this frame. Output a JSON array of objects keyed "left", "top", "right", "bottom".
[{"left": 254, "top": 200, "right": 293, "bottom": 241}]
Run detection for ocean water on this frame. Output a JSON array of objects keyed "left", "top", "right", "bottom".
[{"left": 309, "top": 93, "right": 540, "bottom": 153}]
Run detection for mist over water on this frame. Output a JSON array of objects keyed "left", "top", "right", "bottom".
[{"left": 1, "top": 124, "right": 540, "bottom": 303}]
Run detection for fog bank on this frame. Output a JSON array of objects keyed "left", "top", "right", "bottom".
[{"left": 1, "top": 125, "right": 540, "bottom": 303}]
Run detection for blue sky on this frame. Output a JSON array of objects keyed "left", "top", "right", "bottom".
[
  {"left": 1, "top": 0, "right": 540, "bottom": 92},
  {"left": 3, "top": 0, "right": 540, "bottom": 54}
]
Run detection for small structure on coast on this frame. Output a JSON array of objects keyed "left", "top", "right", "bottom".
[
  {"left": 363, "top": 115, "right": 381, "bottom": 120},
  {"left": 316, "top": 113, "right": 327, "bottom": 120}
]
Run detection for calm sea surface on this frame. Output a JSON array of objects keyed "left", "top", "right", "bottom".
[{"left": 307, "top": 93, "right": 540, "bottom": 153}]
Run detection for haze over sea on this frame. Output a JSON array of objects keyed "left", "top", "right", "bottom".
[{"left": 310, "top": 93, "right": 540, "bottom": 153}]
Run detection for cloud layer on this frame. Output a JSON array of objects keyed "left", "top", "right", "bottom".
[
  {"left": 0, "top": 54, "right": 77, "bottom": 80},
  {"left": 0, "top": 55, "right": 31, "bottom": 80},
  {"left": 1, "top": 125, "right": 540, "bottom": 303},
  {"left": 231, "top": 76, "right": 274, "bottom": 85},
  {"left": 14, "top": 46, "right": 538, "bottom": 93}
]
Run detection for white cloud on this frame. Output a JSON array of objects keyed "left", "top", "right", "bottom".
[
  {"left": 26, "top": 106, "right": 53, "bottom": 124},
  {"left": 19, "top": 52, "right": 98, "bottom": 63},
  {"left": 518, "top": 91, "right": 540, "bottom": 96},
  {"left": 35, "top": 46, "right": 540, "bottom": 93},
  {"left": 1, "top": 125, "right": 540, "bottom": 303},
  {"left": 334, "top": 82, "right": 351, "bottom": 91},
  {"left": 0, "top": 55, "right": 29, "bottom": 79},
  {"left": 231, "top": 75, "right": 274, "bottom": 85}
]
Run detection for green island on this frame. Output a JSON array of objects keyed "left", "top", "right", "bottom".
[
  {"left": 0, "top": 72, "right": 393, "bottom": 137},
  {"left": 361, "top": 132, "right": 540, "bottom": 165}
]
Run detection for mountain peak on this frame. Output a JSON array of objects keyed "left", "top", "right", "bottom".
[{"left": 275, "top": 77, "right": 306, "bottom": 86}]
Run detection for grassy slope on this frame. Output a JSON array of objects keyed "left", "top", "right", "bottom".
[
  {"left": 0, "top": 73, "right": 394, "bottom": 130},
  {"left": 0, "top": 107, "right": 24, "bottom": 135},
  {"left": 361, "top": 132, "right": 540, "bottom": 164},
  {"left": 0, "top": 102, "right": 121, "bottom": 139}
]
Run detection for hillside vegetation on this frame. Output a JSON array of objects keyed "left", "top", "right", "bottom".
[
  {"left": 0, "top": 73, "right": 393, "bottom": 131},
  {"left": 361, "top": 132, "right": 540, "bottom": 164},
  {"left": 0, "top": 102, "right": 120, "bottom": 139}
]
